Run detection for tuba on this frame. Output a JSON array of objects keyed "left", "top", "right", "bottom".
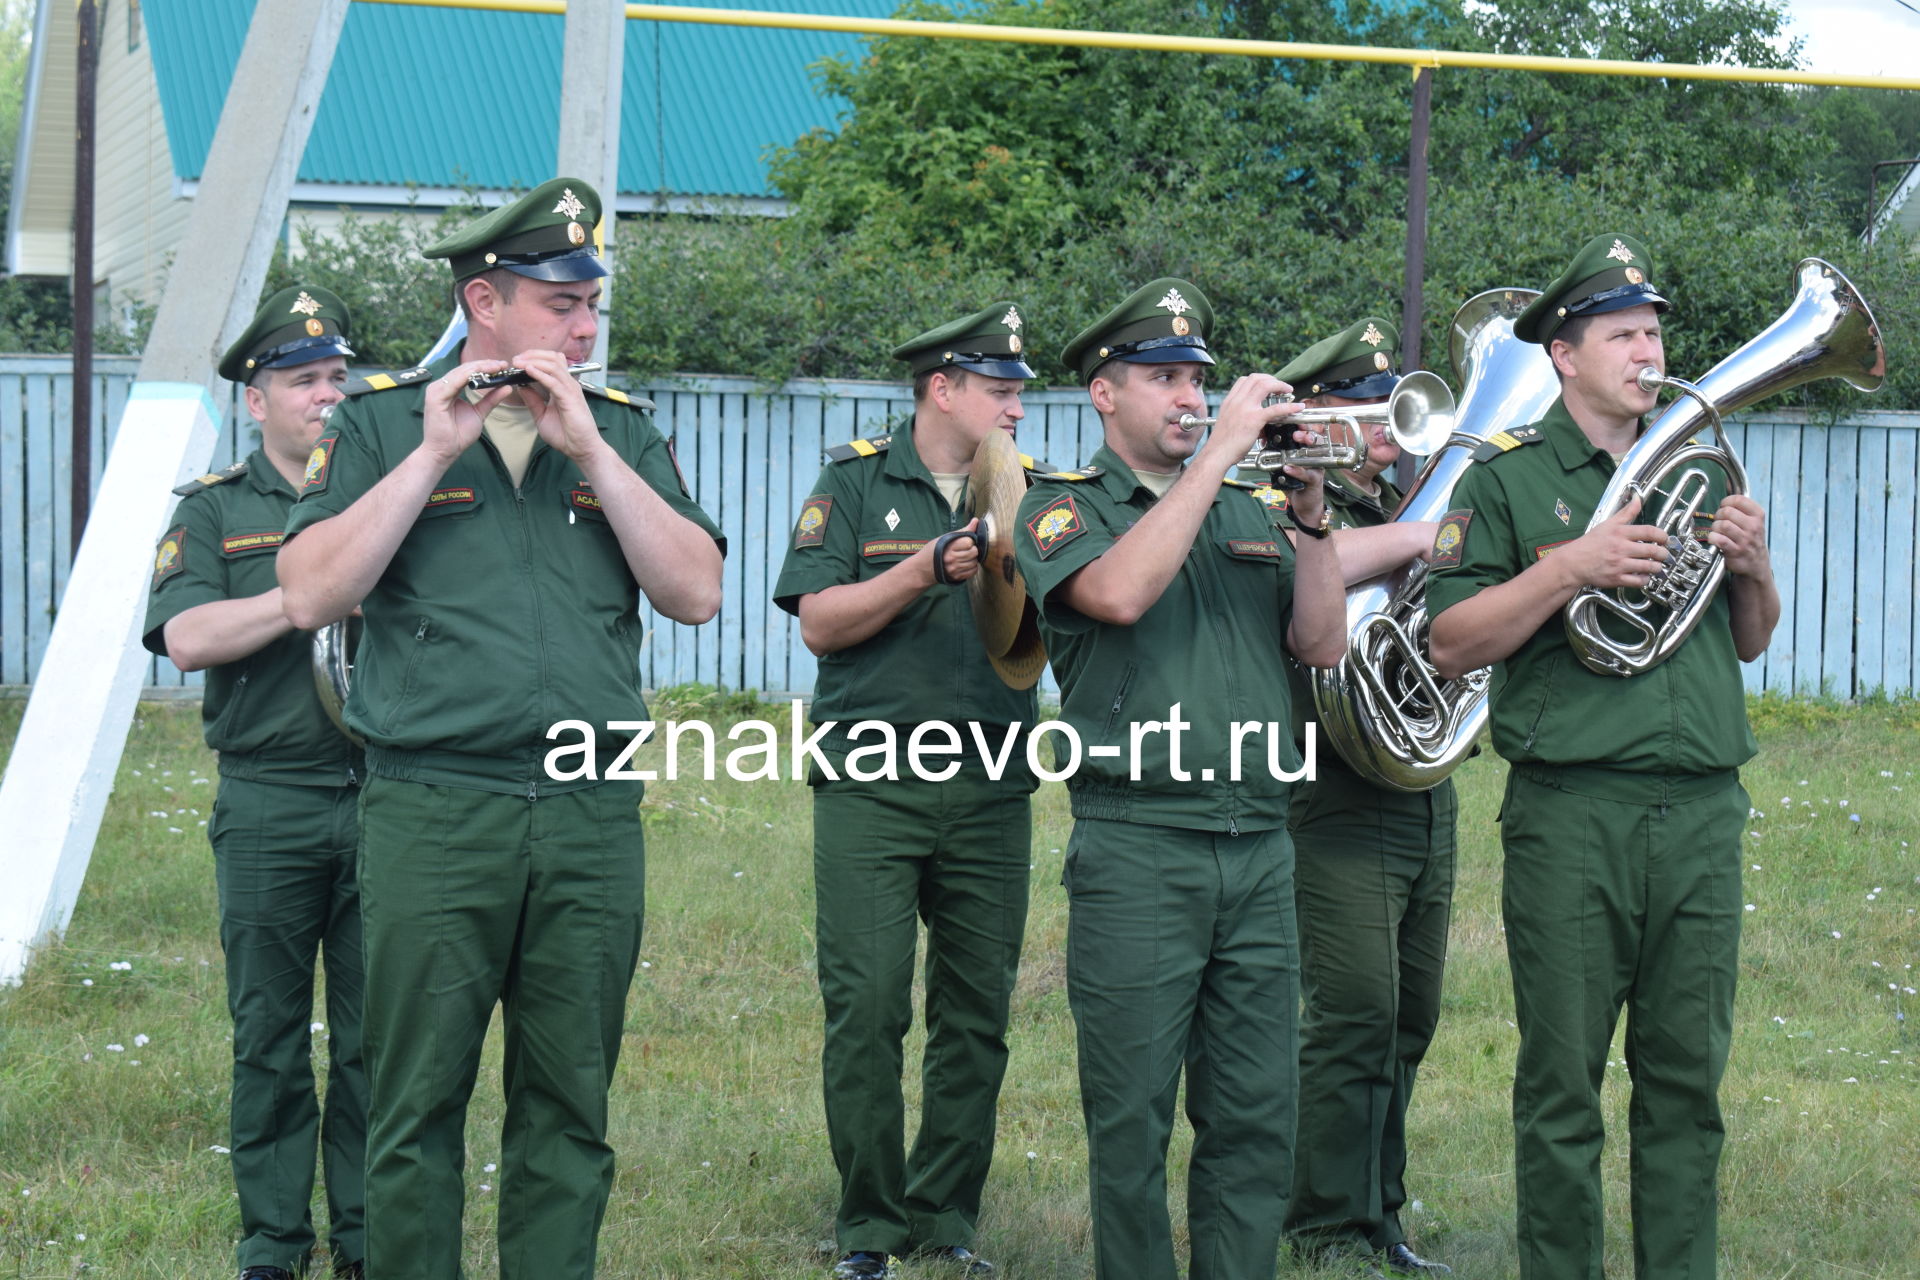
[
  {"left": 1311, "top": 289, "right": 1562, "bottom": 791},
  {"left": 1565, "top": 258, "right": 1885, "bottom": 677},
  {"left": 312, "top": 616, "right": 361, "bottom": 744}
]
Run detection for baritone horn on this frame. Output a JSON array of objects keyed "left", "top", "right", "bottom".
[
  {"left": 1564, "top": 257, "right": 1885, "bottom": 677},
  {"left": 1311, "top": 288, "right": 1563, "bottom": 791}
]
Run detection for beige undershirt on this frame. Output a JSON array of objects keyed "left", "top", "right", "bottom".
[
  {"left": 1134, "top": 467, "right": 1180, "bottom": 499},
  {"left": 930, "top": 471, "right": 970, "bottom": 514},
  {"left": 465, "top": 389, "right": 540, "bottom": 487}
]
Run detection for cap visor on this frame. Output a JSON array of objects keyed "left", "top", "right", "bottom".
[
  {"left": 505, "top": 252, "right": 612, "bottom": 282},
  {"left": 952, "top": 357, "right": 1037, "bottom": 380},
  {"left": 1580, "top": 287, "right": 1670, "bottom": 319},
  {"left": 1122, "top": 344, "right": 1215, "bottom": 367},
  {"left": 1332, "top": 370, "right": 1400, "bottom": 399},
  {"left": 261, "top": 337, "right": 357, "bottom": 370}
]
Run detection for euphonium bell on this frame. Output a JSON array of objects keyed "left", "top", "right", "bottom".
[{"left": 1564, "top": 258, "right": 1885, "bottom": 677}]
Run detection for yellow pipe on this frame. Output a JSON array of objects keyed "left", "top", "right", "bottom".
[{"left": 356, "top": 0, "right": 1920, "bottom": 93}]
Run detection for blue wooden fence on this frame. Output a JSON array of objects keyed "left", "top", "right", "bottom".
[{"left": 3, "top": 355, "right": 1917, "bottom": 698}]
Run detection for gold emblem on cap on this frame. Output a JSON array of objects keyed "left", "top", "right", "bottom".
[
  {"left": 305, "top": 318, "right": 325, "bottom": 337},
  {"left": 1374, "top": 352, "right": 1390, "bottom": 371},
  {"left": 1624, "top": 266, "right": 1645, "bottom": 285},
  {"left": 485, "top": 252, "right": 498, "bottom": 264},
  {"left": 553, "top": 188, "right": 587, "bottom": 219},
  {"left": 1099, "top": 346, "right": 1111, "bottom": 359},
  {"left": 1361, "top": 322, "right": 1385, "bottom": 347},
  {"left": 1009, "top": 334, "right": 1023, "bottom": 353},
  {"left": 1002, "top": 306, "right": 1021, "bottom": 332},
  {"left": 1158, "top": 288, "right": 1192, "bottom": 317},
  {"left": 289, "top": 291, "right": 322, "bottom": 317},
  {"left": 566, "top": 222, "right": 587, "bottom": 247},
  {"left": 1171, "top": 316, "right": 1191, "bottom": 336},
  {"left": 1606, "top": 239, "right": 1636, "bottom": 265}
]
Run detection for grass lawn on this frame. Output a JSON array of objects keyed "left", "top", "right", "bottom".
[{"left": 1, "top": 691, "right": 1915, "bottom": 1279}]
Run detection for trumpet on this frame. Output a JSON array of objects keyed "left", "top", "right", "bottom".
[{"left": 1177, "top": 403, "right": 1374, "bottom": 473}]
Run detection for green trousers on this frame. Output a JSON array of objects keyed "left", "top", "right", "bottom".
[
  {"left": 1284, "top": 759, "right": 1456, "bottom": 1255},
  {"left": 813, "top": 769, "right": 1033, "bottom": 1255},
  {"left": 358, "top": 777, "right": 645, "bottom": 1280},
  {"left": 1501, "top": 766, "right": 1746, "bottom": 1280},
  {"left": 1064, "top": 818, "right": 1299, "bottom": 1280},
  {"left": 211, "top": 775, "right": 367, "bottom": 1275}
]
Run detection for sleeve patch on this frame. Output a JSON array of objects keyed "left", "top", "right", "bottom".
[
  {"left": 152, "top": 526, "right": 187, "bottom": 589},
  {"left": 862, "top": 538, "right": 929, "bottom": 558},
  {"left": 1026, "top": 494, "right": 1088, "bottom": 559},
  {"left": 794, "top": 494, "right": 834, "bottom": 547},
  {"left": 220, "top": 531, "right": 285, "bottom": 556},
  {"left": 301, "top": 434, "right": 338, "bottom": 494},
  {"left": 1431, "top": 508, "right": 1473, "bottom": 569},
  {"left": 1250, "top": 484, "right": 1289, "bottom": 513}
]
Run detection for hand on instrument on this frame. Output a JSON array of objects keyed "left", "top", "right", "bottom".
[
  {"left": 921, "top": 518, "right": 981, "bottom": 586},
  {"left": 1196, "top": 373, "right": 1294, "bottom": 476},
  {"left": 1559, "top": 495, "right": 1670, "bottom": 590},
  {"left": 1704, "top": 494, "right": 1771, "bottom": 579},
  {"left": 514, "top": 349, "right": 606, "bottom": 462},
  {"left": 421, "top": 359, "right": 515, "bottom": 468},
  {"left": 1277, "top": 415, "right": 1329, "bottom": 526}
]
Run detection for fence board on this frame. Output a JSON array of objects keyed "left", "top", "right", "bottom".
[{"left": 2, "top": 357, "right": 1915, "bottom": 701}]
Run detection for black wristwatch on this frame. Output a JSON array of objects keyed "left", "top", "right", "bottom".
[{"left": 1289, "top": 505, "right": 1332, "bottom": 540}]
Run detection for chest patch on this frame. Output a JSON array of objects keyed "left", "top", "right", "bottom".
[
  {"left": 1226, "top": 539, "right": 1283, "bottom": 559},
  {"left": 1534, "top": 539, "right": 1572, "bottom": 561},
  {"left": 566, "top": 487, "right": 601, "bottom": 514},
  {"left": 884, "top": 507, "right": 901, "bottom": 531},
  {"left": 1554, "top": 498, "right": 1572, "bottom": 525},
  {"left": 1431, "top": 508, "right": 1473, "bottom": 569},
  {"left": 1026, "top": 494, "right": 1087, "bottom": 559},
  {"left": 221, "top": 530, "right": 285, "bottom": 557},
  {"left": 301, "top": 435, "right": 337, "bottom": 494},
  {"left": 863, "top": 538, "right": 929, "bottom": 558},
  {"left": 794, "top": 494, "right": 834, "bottom": 548},
  {"left": 426, "top": 487, "right": 478, "bottom": 512},
  {"left": 152, "top": 526, "right": 187, "bottom": 589}
]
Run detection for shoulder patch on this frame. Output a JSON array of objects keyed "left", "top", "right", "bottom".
[
  {"left": 1034, "top": 464, "right": 1102, "bottom": 482},
  {"left": 301, "top": 434, "right": 338, "bottom": 495},
  {"left": 582, "top": 382, "right": 657, "bottom": 412},
  {"left": 1248, "top": 483, "right": 1290, "bottom": 513},
  {"left": 1025, "top": 493, "right": 1089, "bottom": 559},
  {"left": 793, "top": 493, "right": 834, "bottom": 548},
  {"left": 1470, "top": 425, "right": 1545, "bottom": 463},
  {"left": 170, "top": 460, "right": 248, "bottom": 497},
  {"left": 346, "top": 366, "right": 433, "bottom": 396},
  {"left": 1430, "top": 508, "right": 1473, "bottom": 569},
  {"left": 825, "top": 434, "right": 893, "bottom": 464},
  {"left": 152, "top": 526, "right": 187, "bottom": 590}
]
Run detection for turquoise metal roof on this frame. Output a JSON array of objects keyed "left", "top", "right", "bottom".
[{"left": 144, "top": 0, "right": 896, "bottom": 198}]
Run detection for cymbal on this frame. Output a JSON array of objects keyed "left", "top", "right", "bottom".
[
  {"left": 967, "top": 430, "right": 1031, "bottom": 659},
  {"left": 988, "top": 600, "right": 1048, "bottom": 691}
]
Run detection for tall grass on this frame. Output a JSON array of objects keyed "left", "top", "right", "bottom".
[{"left": 1, "top": 694, "right": 1914, "bottom": 1278}]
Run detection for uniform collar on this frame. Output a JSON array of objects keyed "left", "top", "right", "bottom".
[
  {"left": 884, "top": 414, "right": 939, "bottom": 487},
  {"left": 246, "top": 447, "right": 298, "bottom": 497},
  {"left": 1540, "top": 395, "right": 1622, "bottom": 474},
  {"left": 1088, "top": 442, "right": 1220, "bottom": 505}
]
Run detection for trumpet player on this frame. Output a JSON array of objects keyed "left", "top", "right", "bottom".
[
  {"left": 1011, "top": 278, "right": 1349, "bottom": 1280},
  {"left": 1427, "top": 234, "right": 1780, "bottom": 1280},
  {"left": 1275, "top": 319, "right": 1457, "bottom": 1279},
  {"left": 142, "top": 286, "right": 367, "bottom": 1280}
]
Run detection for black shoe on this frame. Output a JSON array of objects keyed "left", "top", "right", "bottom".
[
  {"left": 832, "top": 1252, "right": 897, "bottom": 1280},
  {"left": 916, "top": 1245, "right": 995, "bottom": 1276},
  {"left": 239, "top": 1269, "right": 294, "bottom": 1280},
  {"left": 1382, "top": 1243, "right": 1453, "bottom": 1276}
]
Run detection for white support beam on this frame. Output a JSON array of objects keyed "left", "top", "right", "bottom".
[
  {"left": 556, "top": 0, "right": 626, "bottom": 371},
  {"left": 0, "top": 0, "right": 350, "bottom": 986}
]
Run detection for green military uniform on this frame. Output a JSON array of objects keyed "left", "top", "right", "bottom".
[
  {"left": 1275, "top": 321, "right": 1459, "bottom": 1271},
  {"left": 282, "top": 180, "right": 724, "bottom": 1280},
  {"left": 1425, "top": 235, "right": 1756, "bottom": 1280},
  {"left": 143, "top": 285, "right": 367, "bottom": 1278},
  {"left": 773, "top": 306, "right": 1040, "bottom": 1273},
  {"left": 1013, "top": 280, "right": 1309, "bottom": 1280}
]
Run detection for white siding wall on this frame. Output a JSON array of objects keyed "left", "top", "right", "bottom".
[{"left": 92, "top": 2, "right": 191, "bottom": 321}]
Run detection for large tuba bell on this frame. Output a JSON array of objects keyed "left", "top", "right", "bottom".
[
  {"left": 1565, "top": 258, "right": 1885, "bottom": 677},
  {"left": 1311, "top": 289, "right": 1562, "bottom": 791},
  {"left": 311, "top": 616, "right": 362, "bottom": 744}
]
